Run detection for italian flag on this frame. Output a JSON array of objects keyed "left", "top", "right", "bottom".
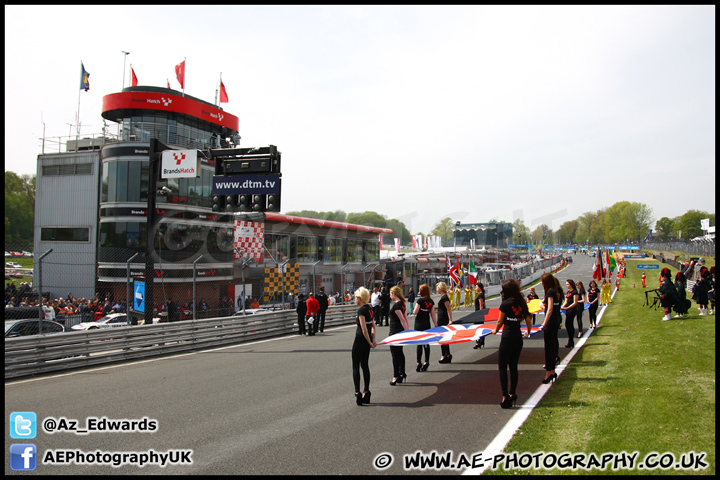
[{"left": 468, "top": 260, "right": 478, "bottom": 285}]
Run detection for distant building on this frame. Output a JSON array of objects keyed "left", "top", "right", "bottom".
[{"left": 453, "top": 222, "right": 513, "bottom": 249}]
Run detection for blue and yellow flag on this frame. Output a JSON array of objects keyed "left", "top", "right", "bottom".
[{"left": 80, "top": 63, "right": 90, "bottom": 91}]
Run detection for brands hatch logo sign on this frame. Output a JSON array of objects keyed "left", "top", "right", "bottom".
[
  {"left": 132, "top": 96, "right": 172, "bottom": 107},
  {"left": 161, "top": 149, "right": 199, "bottom": 179}
]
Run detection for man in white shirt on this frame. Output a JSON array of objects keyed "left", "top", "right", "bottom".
[
  {"left": 370, "top": 287, "right": 381, "bottom": 324},
  {"left": 42, "top": 301, "right": 56, "bottom": 321}
]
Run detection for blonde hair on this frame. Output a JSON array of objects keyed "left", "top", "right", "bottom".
[
  {"left": 390, "top": 286, "right": 405, "bottom": 304},
  {"left": 354, "top": 286, "right": 370, "bottom": 304},
  {"left": 436, "top": 282, "right": 448, "bottom": 294}
]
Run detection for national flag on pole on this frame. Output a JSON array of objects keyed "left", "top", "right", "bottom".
[
  {"left": 608, "top": 249, "right": 617, "bottom": 275},
  {"left": 131, "top": 67, "right": 138, "bottom": 87},
  {"left": 412, "top": 235, "right": 417, "bottom": 249},
  {"left": 80, "top": 62, "right": 90, "bottom": 91},
  {"left": 468, "top": 260, "right": 478, "bottom": 285},
  {"left": 448, "top": 258, "right": 460, "bottom": 287},
  {"left": 379, "top": 234, "right": 383, "bottom": 251},
  {"left": 642, "top": 229, "right": 652, "bottom": 245},
  {"left": 593, "top": 249, "right": 603, "bottom": 282},
  {"left": 219, "top": 80, "right": 229, "bottom": 103},
  {"left": 175, "top": 59, "right": 185, "bottom": 89},
  {"left": 394, "top": 237, "right": 400, "bottom": 253}
]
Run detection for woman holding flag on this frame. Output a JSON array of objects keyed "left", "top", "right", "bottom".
[
  {"left": 413, "top": 284, "right": 437, "bottom": 372},
  {"left": 436, "top": 283, "right": 453, "bottom": 364}
]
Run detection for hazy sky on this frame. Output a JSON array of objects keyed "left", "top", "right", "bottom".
[{"left": 4, "top": 5, "right": 715, "bottom": 235}]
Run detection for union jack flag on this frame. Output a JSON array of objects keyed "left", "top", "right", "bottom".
[
  {"left": 377, "top": 323, "right": 542, "bottom": 346},
  {"left": 448, "top": 258, "right": 460, "bottom": 287}
]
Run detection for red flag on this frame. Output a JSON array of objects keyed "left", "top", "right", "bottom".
[
  {"left": 593, "top": 249, "right": 603, "bottom": 282},
  {"left": 175, "top": 60, "right": 185, "bottom": 89},
  {"left": 131, "top": 67, "right": 138, "bottom": 87},
  {"left": 219, "top": 80, "right": 229, "bottom": 103}
]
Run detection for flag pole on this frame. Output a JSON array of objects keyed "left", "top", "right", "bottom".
[
  {"left": 215, "top": 72, "right": 221, "bottom": 106},
  {"left": 77, "top": 61, "right": 82, "bottom": 141},
  {"left": 122, "top": 51, "right": 130, "bottom": 89},
  {"left": 182, "top": 57, "right": 186, "bottom": 97}
]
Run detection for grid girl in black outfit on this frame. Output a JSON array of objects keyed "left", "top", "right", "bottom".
[
  {"left": 492, "top": 279, "right": 532, "bottom": 408},
  {"left": 388, "top": 286, "right": 409, "bottom": 385},
  {"left": 413, "top": 284, "right": 437, "bottom": 372}
]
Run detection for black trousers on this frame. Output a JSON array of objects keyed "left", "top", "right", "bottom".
[
  {"left": 565, "top": 310, "right": 576, "bottom": 343},
  {"left": 576, "top": 306, "right": 584, "bottom": 333},
  {"left": 498, "top": 335, "right": 523, "bottom": 395},
  {"left": 297, "top": 313, "right": 306, "bottom": 334},
  {"left": 352, "top": 340, "right": 371, "bottom": 393},
  {"left": 543, "top": 320, "right": 560, "bottom": 371},
  {"left": 588, "top": 303, "right": 598, "bottom": 325},
  {"left": 390, "top": 345, "right": 405, "bottom": 378},
  {"left": 315, "top": 310, "right": 326, "bottom": 333}
]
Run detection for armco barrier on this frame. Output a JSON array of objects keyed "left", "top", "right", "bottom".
[
  {"left": 5, "top": 305, "right": 359, "bottom": 380},
  {"left": 5, "top": 263, "right": 564, "bottom": 380}
]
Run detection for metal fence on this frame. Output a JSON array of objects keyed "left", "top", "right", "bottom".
[
  {"left": 645, "top": 241, "right": 715, "bottom": 258},
  {"left": 5, "top": 303, "right": 361, "bottom": 380}
]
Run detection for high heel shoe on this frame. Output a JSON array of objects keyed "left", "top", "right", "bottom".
[
  {"left": 438, "top": 356, "right": 448, "bottom": 364},
  {"left": 541, "top": 373, "right": 558, "bottom": 384},
  {"left": 355, "top": 392, "right": 363, "bottom": 406},
  {"left": 447, "top": 354, "right": 452, "bottom": 363},
  {"left": 362, "top": 391, "right": 372, "bottom": 404},
  {"left": 577, "top": 332, "right": 583, "bottom": 338},
  {"left": 401, "top": 373, "right": 407, "bottom": 382},
  {"left": 500, "top": 395, "right": 512, "bottom": 409},
  {"left": 510, "top": 393, "right": 518, "bottom": 406},
  {"left": 421, "top": 362, "right": 429, "bottom": 371},
  {"left": 416, "top": 363, "right": 422, "bottom": 372},
  {"left": 564, "top": 342, "right": 574, "bottom": 348},
  {"left": 390, "top": 378, "right": 398, "bottom": 386}
]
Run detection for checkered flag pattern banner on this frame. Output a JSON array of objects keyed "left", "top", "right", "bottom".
[{"left": 233, "top": 220, "right": 264, "bottom": 263}]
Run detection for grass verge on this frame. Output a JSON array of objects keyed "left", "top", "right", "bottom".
[{"left": 487, "top": 258, "right": 715, "bottom": 475}]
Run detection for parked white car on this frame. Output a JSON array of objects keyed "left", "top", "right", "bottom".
[
  {"left": 71, "top": 313, "right": 160, "bottom": 331},
  {"left": 6, "top": 261, "right": 23, "bottom": 269}
]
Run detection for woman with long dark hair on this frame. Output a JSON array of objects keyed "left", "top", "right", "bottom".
[
  {"left": 491, "top": 279, "right": 532, "bottom": 408},
  {"left": 413, "top": 284, "right": 437, "bottom": 372},
  {"left": 436, "top": 282, "right": 453, "bottom": 364},
  {"left": 473, "top": 282, "right": 487, "bottom": 349},
  {"left": 587, "top": 280, "right": 599, "bottom": 328},
  {"left": 575, "top": 280, "right": 586, "bottom": 338},
  {"left": 561, "top": 279, "right": 579, "bottom": 348},
  {"left": 540, "top": 273, "right": 562, "bottom": 384},
  {"left": 388, "top": 286, "right": 409, "bottom": 385}
]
